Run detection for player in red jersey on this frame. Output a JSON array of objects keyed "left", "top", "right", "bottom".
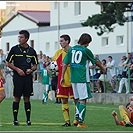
[
  {"left": 52, "top": 34, "right": 76, "bottom": 126},
  {"left": 0, "top": 69, "right": 6, "bottom": 103},
  {"left": 112, "top": 96, "right": 133, "bottom": 127}
]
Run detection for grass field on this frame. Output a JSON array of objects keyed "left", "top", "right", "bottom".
[{"left": 0, "top": 98, "right": 133, "bottom": 132}]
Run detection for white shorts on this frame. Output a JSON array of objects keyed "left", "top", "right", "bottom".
[
  {"left": 98, "top": 74, "right": 109, "bottom": 82},
  {"left": 72, "top": 82, "right": 92, "bottom": 100},
  {"left": 43, "top": 84, "right": 50, "bottom": 92}
]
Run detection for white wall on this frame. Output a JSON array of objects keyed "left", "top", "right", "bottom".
[
  {"left": 49, "top": 1, "right": 131, "bottom": 56},
  {"left": 1, "top": 14, "right": 39, "bottom": 53},
  {"left": 3, "top": 14, "right": 37, "bottom": 31},
  {"left": 50, "top": 1, "right": 101, "bottom": 26},
  {"left": 1, "top": 1, "right": 132, "bottom": 57}
]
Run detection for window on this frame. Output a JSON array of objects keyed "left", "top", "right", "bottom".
[
  {"left": 30, "top": 40, "right": 34, "bottom": 48},
  {"left": 54, "top": 2, "right": 58, "bottom": 9},
  {"left": 102, "top": 37, "right": 109, "bottom": 46},
  {"left": 64, "top": 2, "right": 68, "bottom": 8},
  {"left": 116, "top": 36, "right": 124, "bottom": 45},
  {"left": 6, "top": 42, "right": 10, "bottom": 51},
  {"left": 74, "top": 2, "right": 81, "bottom": 16},
  {"left": 46, "top": 42, "right": 50, "bottom": 51},
  {"left": 54, "top": 41, "right": 59, "bottom": 50}
]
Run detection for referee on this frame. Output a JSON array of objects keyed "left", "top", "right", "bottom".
[{"left": 6, "top": 30, "right": 38, "bottom": 126}]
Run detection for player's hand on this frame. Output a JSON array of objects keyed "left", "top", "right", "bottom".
[
  {"left": 26, "top": 69, "right": 32, "bottom": 75},
  {"left": 112, "top": 110, "right": 117, "bottom": 116},
  {"left": 17, "top": 68, "right": 25, "bottom": 76},
  {"left": 60, "top": 78, "right": 64, "bottom": 86}
]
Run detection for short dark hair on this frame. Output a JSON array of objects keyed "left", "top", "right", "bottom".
[
  {"left": 102, "top": 59, "right": 106, "bottom": 64},
  {"left": 19, "top": 30, "right": 30, "bottom": 40},
  {"left": 108, "top": 56, "right": 112, "bottom": 59},
  {"left": 122, "top": 56, "right": 127, "bottom": 60},
  {"left": 77, "top": 33, "right": 92, "bottom": 45},
  {"left": 126, "top": 103, "right": 130, "bottom": 108},
  {"left": 60, "top": 34, "right": 71, "bottom": 44}
]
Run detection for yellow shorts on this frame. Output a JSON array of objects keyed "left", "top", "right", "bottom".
[{"left": 0, "top": 87, "right": 4, "bottom": 90}]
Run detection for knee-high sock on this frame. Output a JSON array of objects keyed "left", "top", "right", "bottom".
[
  {"left": 78, "top": 103, "right": 86, "bottom": 124},
  {"left": 12, "top": 102, "right": 19, "bottom": 121},
  {"left": 43, "top": 92, "right": 48, "bottom": 102},
  {"left": 62, "top": 104, "right": 70, "bottom": 123},
  {"left": 119, "top": 107, "right": 130, "bottom": 123},
  {"left": 24, "top": 102, "right": 31, "bottom": 122},
  {"left": 75, "top": 102, "right": 80, "bottom": 120}
]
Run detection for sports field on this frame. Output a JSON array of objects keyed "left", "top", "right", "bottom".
[{"left": 0, "top": 98, "right": 133, "bottom": 132}]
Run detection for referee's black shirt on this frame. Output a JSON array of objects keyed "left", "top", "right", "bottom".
[{"left": 6, "top": 44, "right": 38, "bottom": 74}]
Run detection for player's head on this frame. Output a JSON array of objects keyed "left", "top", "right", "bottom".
[
  {"left": 60, "top": 34, "right": 71, "bottom": 48},
  {"left": 126, "top": 103, "right": 133, "bottom": 113},
  {"left": 18, "top": 30, "right": 30, "bottom": 45},
  {"left": 102, "top": 59, "right": 106, "bottom": 65},
  {"left": 77, "top": 33, "right": 92, "bottom": 46},
  {"left": 108, "top": 56, "right": 112, "bottom": 62}
]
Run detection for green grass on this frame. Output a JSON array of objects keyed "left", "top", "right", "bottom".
[{"left": 0, "top": 98, "right": 133, "bottom": 132}]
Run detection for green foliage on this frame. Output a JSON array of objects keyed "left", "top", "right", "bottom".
[
  {"left": 82, "top": 2, "right": 133, "bottom": 35},
  {"left": 0, "top": 98, "right": 133, "bottom": 131}
]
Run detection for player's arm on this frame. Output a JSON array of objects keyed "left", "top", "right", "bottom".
[
  {"left": 26, "top": 64, "right": 37, "bottom": 74},
  {"left": 60, "top": 62, "right": 68, "bottom": 85},
  {"left": 7, "top": 62, "right": 25, "bottom": 76},
  {"left": 95, "top": 61, "right": 106, "bottom": 74},
  {"left": 112, "top": 110, "right": 122, "bottom": 125}
]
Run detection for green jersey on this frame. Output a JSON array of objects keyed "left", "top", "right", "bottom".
[
  {"left": 41, "top": 68, "right": 50, "bottom": 85},
  {"left": 63, "top": 45, "right": 96, "bottom": 83}
]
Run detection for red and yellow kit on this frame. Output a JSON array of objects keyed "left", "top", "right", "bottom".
[{"left": 52, "top": 48, "right": 73, "bottom": 98}]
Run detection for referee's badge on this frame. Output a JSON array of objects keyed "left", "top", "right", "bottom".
[{"left": 26, "top": 58, "right": 31, "bottom": 63}]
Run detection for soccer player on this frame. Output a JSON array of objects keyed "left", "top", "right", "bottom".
[
  {"left": 6, "top": 30, "right": 38, "bottom": 126},
  {"left": 0, "top": 69, "right": 6, "bottom": 103},
  {"left": 41, "top": 67, "right": 50, "bottom": 104},
  {"left": 61, "top": 33, "right": 105, "bottom": 128},
  {"left": 52, "top": 34, "right": 76, "bottom": 126},
  {"left": 112, "top": 96, "right": 133, "bottom": 127}
]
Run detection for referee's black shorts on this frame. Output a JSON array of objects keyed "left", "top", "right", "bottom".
[
  {"left": 51, "top": 76, "right": 58, "bottom": 91},
  {"left": 13, "top": 73, "right": 33, "bottom": 97}
]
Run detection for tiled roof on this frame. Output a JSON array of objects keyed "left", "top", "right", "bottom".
[
  {"left": 0, "top": 10, "right": 50, "bottom": 29},
  {"left": 18, "top": 10, "right": 50, "bottom": 23}
]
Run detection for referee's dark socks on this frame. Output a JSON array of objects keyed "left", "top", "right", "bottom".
[
  {"left": 12, "top": 102, "right": 19, "bottom": 121},
  {"left": 24, "top": 102, "right": 31, "bottom": 121}
]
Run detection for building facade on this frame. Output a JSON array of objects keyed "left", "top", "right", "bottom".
[{"left": 1, "top": 1, "right": 133, "bottom": 64}]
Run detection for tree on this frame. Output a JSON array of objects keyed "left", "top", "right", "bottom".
[{"left": 81, "top": 2, "right": 133, "bottom": 36}]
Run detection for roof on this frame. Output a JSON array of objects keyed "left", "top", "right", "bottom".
[
  {"left": 18, "top": 10, "right": 50, "bottom": 23},
  {"left": 0, "top": 10, "right": 50, "bottom": 29}
]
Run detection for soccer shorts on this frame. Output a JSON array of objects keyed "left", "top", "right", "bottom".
[
  {"left": 51, "top": 76, "right": 58, "bottom": 91},
  {"left": 72, "top": 82, "right": 92, "bottom": 100},
  {"left": 56, "top": 86, "right": 74, "bottom": 99},
  {"left": 13, "top": 74, "right": 33, "bottom": 97}
]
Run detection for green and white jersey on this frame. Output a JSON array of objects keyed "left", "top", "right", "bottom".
[
  {"left": 41, "top": 68, "right": 50, "bottom": 85},
  {"left": 63, "top": 45, "right": 96, "bottom": 83}
]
